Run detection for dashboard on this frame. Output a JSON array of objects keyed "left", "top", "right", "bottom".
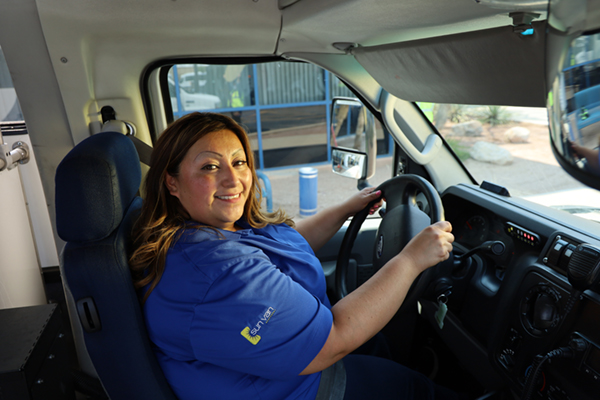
[
  {"left": 317, "top": 181, "right": 600, "bottom": 399},
  {"left": 432, "top": 184, "right": 600, "bottom": 400}
]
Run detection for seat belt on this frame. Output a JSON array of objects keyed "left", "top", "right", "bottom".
[{"left": 127, "top": 135, "right": 153, "bottom": 167}]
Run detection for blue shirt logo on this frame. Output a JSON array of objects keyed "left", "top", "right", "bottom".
[{"left": 240, "top": 306, "right": 276, "bottom": 345}]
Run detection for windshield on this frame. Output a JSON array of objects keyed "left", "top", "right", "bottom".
[
  {"left": 417, "top": 103, "right": 600, "bottom": 222},
  {"left": 162, "top": 62, "right": 600, "bottom": 223}
]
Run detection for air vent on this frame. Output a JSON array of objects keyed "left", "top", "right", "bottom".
[{"left": 0, "top": 121, "right": 28, "bottom": 136}]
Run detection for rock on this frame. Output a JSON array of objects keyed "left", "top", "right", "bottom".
[
  {"left": 469, "top": 141, "right": 513, "bottom": 165},
  {"left": 450, "top": 120, "right": 483, "bottom": 137},
  {"left": 504, "top": 126, "right": 530, "bottom": 143}
]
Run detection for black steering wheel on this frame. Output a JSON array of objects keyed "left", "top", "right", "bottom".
[{"left": 335, "top": 174, "right": 445, "bottom": 307}]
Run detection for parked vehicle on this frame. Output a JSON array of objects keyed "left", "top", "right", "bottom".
[
  {"left": 168, "top": 76, "right": 221, "bottom": 112},
  {"left": 178, "top": 69, "right": 208, "bottom": 93}
]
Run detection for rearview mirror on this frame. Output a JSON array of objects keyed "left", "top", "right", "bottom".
[
  {"left": 547, "top": 0, "right": 600, "bottom": 191},
  {"left": 329, "top": 97, "right": 376, "bottom": 180}
]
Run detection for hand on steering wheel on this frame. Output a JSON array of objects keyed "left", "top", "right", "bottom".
[{"left": 335, "top": 174, "right": 449, "bottom": 311}]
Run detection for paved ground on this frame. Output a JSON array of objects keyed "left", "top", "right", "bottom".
[{"left": 262, "top": 156, "right": 394, "bottom": 219}]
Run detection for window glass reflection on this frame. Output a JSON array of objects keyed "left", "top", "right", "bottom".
[
  {"left": 260, "top": 106, "right": 328, "bottom": 168},
  {"left": 257, "top": 62, "right": 325, "bottom": 105}
]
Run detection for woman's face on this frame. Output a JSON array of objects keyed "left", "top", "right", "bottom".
[{"left": 165, "top": 129, "right": 252, "bottom": 231}]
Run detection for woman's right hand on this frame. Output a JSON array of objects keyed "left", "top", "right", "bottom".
[
  {"left": 398, "top": 221, "right": 454, "bottom": 275},
  {"left": 301, "top": 220, "right": 454, "bottom": 375}
]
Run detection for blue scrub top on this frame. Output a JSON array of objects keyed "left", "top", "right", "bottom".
[{"left": 143, "top": 221, "right": 333, "bottom": 400}]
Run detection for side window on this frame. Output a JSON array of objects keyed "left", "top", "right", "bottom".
[
  {"left": 163, "top": 62, "right": 392, "bottom": 218},
  {"left": 0, "top": 46, "right": 24, "bottom": 122}
]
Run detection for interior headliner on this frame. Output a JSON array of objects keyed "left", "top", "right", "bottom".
[
  {"left": 0, "top": 0, "right": 551, "bottom": 225},
  {"left": 27, "top": 0, "right": 550, "bottom": 135},
  {"left": 35, "top": 0, "right": 541, "bottom": 58}
]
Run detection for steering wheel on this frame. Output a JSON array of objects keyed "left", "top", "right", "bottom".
[{"left": 335, "top": 174, "right": 445, "bottom": 307}]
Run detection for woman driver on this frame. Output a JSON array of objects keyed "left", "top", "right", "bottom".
[{"left": 130, "top": 112, "right": 458, "bottom": 400}]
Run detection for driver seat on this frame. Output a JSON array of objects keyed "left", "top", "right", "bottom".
[{"left": 55, "top": 131, "right": 177, "bottom": 399}]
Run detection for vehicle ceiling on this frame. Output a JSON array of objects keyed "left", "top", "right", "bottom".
[
  {"left": 37, "top": 0, "right": 525, "bottom": 56},
  {"left": 0, "top": 0, "right": 550, "bottom": 240},
  {"left": 2, "top": 0, "right": 549, "bottom": 137}
]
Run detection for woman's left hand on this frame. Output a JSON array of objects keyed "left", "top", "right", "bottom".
[
  {"left": 296, "top": 186, "right": 383, "bottom": 252},
  {"left": 342, "top": 187, "right": 384, "bottom": 217}
]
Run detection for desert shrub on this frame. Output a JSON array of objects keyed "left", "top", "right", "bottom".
[{"left": 478, "top": 106, "right": 512, "bottom": 126}]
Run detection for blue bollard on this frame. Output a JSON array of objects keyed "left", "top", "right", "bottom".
[{"left": 299, "top": 167, "right": 318, "bottom": 217}]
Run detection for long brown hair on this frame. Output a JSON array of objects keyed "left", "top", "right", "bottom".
[{"left": 130, "top": 112, "right": 293, "bottom": 302}]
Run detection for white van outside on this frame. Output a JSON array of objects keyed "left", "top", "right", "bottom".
[{"left": 168, "top": 75, "right": 220, "bottom": 112}]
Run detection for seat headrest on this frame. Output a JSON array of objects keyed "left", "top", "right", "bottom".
[{"left": 55, "top": 132, "right": 142, "bottom": 242}]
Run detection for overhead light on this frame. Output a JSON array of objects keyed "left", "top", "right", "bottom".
[{"left": 520, "top": 28, "right": 535, "bottom": 35}]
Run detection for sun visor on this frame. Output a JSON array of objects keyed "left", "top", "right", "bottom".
[{"left": 352, "top": 21, "right": 547, "bottom": 107}]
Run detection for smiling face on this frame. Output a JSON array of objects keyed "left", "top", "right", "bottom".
[{"left": 165, "top": 129, "right": 252, "bottom": 231}]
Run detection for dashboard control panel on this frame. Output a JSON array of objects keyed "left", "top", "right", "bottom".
[{"left": 441, "top": 189, "right": 600, "bottom": 400}]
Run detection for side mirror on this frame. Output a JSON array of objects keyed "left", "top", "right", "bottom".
[
  {"left": 547, "top": 0, "right": 600, "bottom": 191},
  {"left": 330, "top": 97, "right": 377, "bottom": 180}
]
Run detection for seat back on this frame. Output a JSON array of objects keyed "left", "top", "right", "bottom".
[{"left": 55, "top": 131, "right": 177, "bottom": 399}]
